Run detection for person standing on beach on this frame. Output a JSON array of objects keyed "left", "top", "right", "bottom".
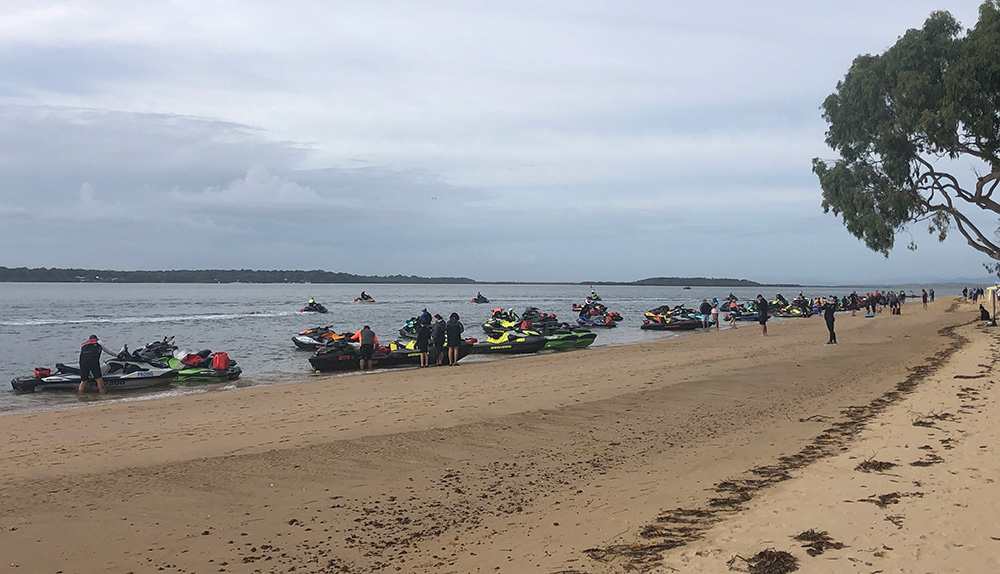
[
  {"left": 756, "top": 295, "right": 769, "bottom": 336},
  {"left": 711, "top": 302, "right": 720, "bottom": 330},
  {"left": 446, "top": 312, "right": 464, "bottom": 365},
  {"left": 351, "top": 325, "right": 378, "bottom": 371},
  {"left": 431, "top": 314, "right": 446, "bottom": 366},
  {"left": 822, "top": 298, "right": 837, "bottom": 344},
  {"left": 929, "top": 288, "right": 935, "bottom": 302},
  {"left": 416, "top": 318, "right": 432, "bottom": 367},
  {"left": 78, "top": 334, "right": 118, "bottom": 394},
  {"left": 699, "top": 299, "right": 713, "bottom": 328},
  {"left": 921, "top": 289, "right": 928, "bottom": 310}
]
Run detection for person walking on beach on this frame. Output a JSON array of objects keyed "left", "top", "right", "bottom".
[
  {"left": 921, "top": 289, "right": 928, "bottom": 310},
  {"left": 756, "top": 295, "right": 769, "bottom": 336},
  {"left": 446, "top": 312, "right": 464, "bottom": 366},
  {"left": 351, "top": 325, "right": 378, "bottom": 371},
  {"left": 431, "top": 314, "right": 446, "bottom": 366},
  {"left": 416, "top": 318, "right": 432, "bottom": 367},
  {"left": 78, "top": 334, "right": 118, "bottom": 394},
  {"left": 822, "top": 298, "right": 837, "bottom": 344}
]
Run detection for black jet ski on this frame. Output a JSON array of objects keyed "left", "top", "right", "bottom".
[
  {"left": 11, "top": 346, "right": 178, "bottom": 392},
  {"left": 134, "top": 337, "right": 243, "bottom": 382},
  {"left": 469, "top": 331, "right": 548, "bottom": 355},
  {"left": 300, "top": 301, "right": 328, "bottom": 313},
  {"left": 518, "top": 307, "right": 596, "bottom": 350},
  {"left": 576, "top": 313, "right": 618, "bottom": 328},
  {"left": 482, "top": 308, "right": 520, "bottom": 336},
  {"left": 641, "top": 314, "right": 700, "bottom": 330},
  {"left": 292, "top": 325, "right": 348, "bottom": 350},
  {"left": 471, "top": 294, "right": 490, "bottom": 303},
  {"left": 308, "top": 339, "right": 473, "bottom": 372}
]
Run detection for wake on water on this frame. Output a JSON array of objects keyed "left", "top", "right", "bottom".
[{"left": 0, "top": 310, "right": 297, "bottom": 327}]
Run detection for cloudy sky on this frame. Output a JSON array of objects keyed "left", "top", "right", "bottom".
[{"left": 0, "top": 0, "right": 994, "bottom": 284}]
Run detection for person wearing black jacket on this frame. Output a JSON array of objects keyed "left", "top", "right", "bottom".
[
  {"left": 822, "top": 298, "right": 838, "bottom": 344},
  {"left": 416, "top": 319, "right": 432, "bottom": 367},
  {"left": 431, "top": 314, "right": 446, "bottom": 366},
  {"left": 446, "top": 313, "right": 465, "bottom": 365},
  {"left": 756, "top": 295, "right": 769, "bottom": 337},
  {"left": 699, "top": 299, "right": 713, "bottom": 328}
]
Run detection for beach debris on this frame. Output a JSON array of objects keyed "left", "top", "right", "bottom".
[
  {"left": 885, "top": 515, "right": 905, "bottom": 529},
  {"left": 792, "top": 529, "right": 845, "bottom": 556},
  {"left": 858, "top": 491, "right": 924, "bottom": 508},
  {"left": 954, "top": 373, "right": 987, "bottom": 379},
  {"left": 726, "top": 549, "right": 799, "bottom": 573},
  {"left": 797, "top": 414, "right": 830, "bottom": 423},
  {"left": 909, "top": 453, "right": 945, "bottom": 467},
  {"left": 854, "top": 457, "right": 898, "bottom": 473}
]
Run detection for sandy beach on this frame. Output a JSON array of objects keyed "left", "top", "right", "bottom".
[{"left": 0, "top": 299, "right": 986, "bottom": 573}]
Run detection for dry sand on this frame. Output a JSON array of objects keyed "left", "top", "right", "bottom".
[{"left": 0, "top": 298, "right": 983, "bottom": 573}]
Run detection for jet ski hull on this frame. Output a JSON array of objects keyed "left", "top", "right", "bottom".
[
  {"left": 470, "top": 334, "right": 548, "bottom": 355},
  {"left": 161, "top": 358, "right": 242, "bottom": 382},
  {"left": 11, "top": 360, "right": 177, "bottom": 393},
  {"left": 309, "top": 341, "right": 473, "bottom": 372},
  {"left": 640, "top": 320, "right": 700, "bottom": 330}
]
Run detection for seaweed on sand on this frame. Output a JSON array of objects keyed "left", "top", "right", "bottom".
[
  {"left": 854, "top": 457, "right": 898, "bottom": 473},
  {"left": 727, "top": 549, "right": 799, "bottom": 573},
  {"left": 792, "top": 529, "right": 845, "bottom": 556}
]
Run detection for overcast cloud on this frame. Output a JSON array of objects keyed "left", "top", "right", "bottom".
[{"left": 0, "top": 0, "right": 993, "bottom": 283}]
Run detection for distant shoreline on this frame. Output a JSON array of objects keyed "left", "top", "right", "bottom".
[{"left": 0, "top": 266, "right": 767, "bottom": 287}]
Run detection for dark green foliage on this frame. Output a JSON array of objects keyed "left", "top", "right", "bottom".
[
  {"left": 814, "top": 2, "right": 1000, "bottom": 263},
  {"left": 0, "top": 266, "right": 475, "bottom": 284}
]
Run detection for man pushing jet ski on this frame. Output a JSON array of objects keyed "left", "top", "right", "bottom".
[{"left": 78, "top": 334, "right": 118, "bottom": 394}]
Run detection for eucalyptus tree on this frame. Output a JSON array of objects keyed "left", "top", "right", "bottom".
[{"left": 814, "top": 1, "right": 1000, "bottom": 269}]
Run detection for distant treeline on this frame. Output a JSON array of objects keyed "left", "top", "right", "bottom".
[
  {"left": 0, "top": 266, "right": 769, "bottom": 286},
  {"left": 597, "top": 277, "right": 763, "bottom": 287},
  {"left": 0, "top": 267, "right": 476, "bottom": 284}
]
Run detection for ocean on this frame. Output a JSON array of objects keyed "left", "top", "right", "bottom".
[{"left": 0, "top": 282, "right": 960, "bottom": 415}]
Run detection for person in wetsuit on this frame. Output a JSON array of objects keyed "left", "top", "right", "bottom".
[
  {"left": 822, "top": 298, "right": 838, "bottom": 344},
  {"left": 756, "top": 295, "right": 769, "bottom": 337},
  {"left": 78, "top": 334, "right": 118, "bottom": 394},
  {"left": 446, "top": 313, "right": 464, "bottom": 366}
]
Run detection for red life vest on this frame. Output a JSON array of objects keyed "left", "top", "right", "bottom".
[{"left": 212, "top": 352, "right": 231, "bottom": 370}]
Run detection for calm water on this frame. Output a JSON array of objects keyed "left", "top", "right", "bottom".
[{"left": 0, "top": 282, "right": 960, "bottom": 415}]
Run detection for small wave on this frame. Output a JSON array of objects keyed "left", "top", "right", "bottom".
[{"left": 0, "top": 310, "right": 297, "bottom": 327}]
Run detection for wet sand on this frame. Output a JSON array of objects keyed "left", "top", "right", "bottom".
[{"left": 0, "top": 299, "right": 976, "bottom": 573}]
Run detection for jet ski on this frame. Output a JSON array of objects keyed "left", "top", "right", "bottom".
[
  {"left": 11, "top": 346, "right": 178, "bottom": 392},
  {"left": 354, "top": 294, "right": 375, "bottom": 303},
  {"left": 469, "top": 331, "right": 548, "bottom": 355},
  {"left": 645, "top": 305, "right": 712, "bottom": 325},
  {"left": 572, "top": 301, "right": 622, "bottom": 321},
  {"left": 482, "top": 308, "right": 520, "bottom": 335},
  {"left": 577, "top": 313, "right": 618, "bottom": 328},
  {"left": 308, "top": 339, "right": 473, "bottom": 372},
  {"left": 774, "top": 305, "right": 813, "bottom": 318},
  {"left": 300, "top": 301, "right": 328, "bottom": 313},
  {"left": 134, "top": 337, "right": 243, "bottom": 382},
  {"left": 292, "top": 325, "right": 348, "bottom": 350},
  {"left": 517, "top": 307, "right": 596, "bottom": 350},
  {"left": 641, "top": 314, "right": 700, "bottom": 330},
  {"left": 472, "top": 294, "right": 490, "bottom": 304}
]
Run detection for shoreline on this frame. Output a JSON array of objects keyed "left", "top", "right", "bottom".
[{"left": 0, "top": 299, "right": 977, "bottom": 572}]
